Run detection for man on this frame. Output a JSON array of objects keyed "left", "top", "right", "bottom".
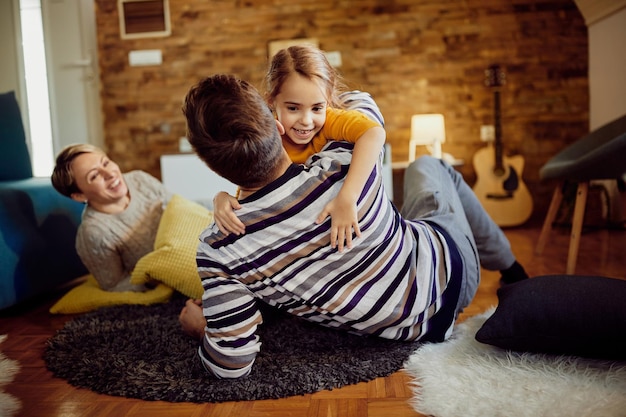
[{"left": 179, "top": 74, "right": 527, "bottom": 379}]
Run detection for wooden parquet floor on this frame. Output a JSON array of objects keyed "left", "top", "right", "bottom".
[{"left": 1, "top": 223, "right": 625, "bottom": 417}]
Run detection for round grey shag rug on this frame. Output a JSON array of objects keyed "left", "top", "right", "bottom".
[{"left": 44, "top": 294, "right": 420, "bottom": 403}]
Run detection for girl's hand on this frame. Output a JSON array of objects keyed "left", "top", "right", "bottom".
[
  {"left": 213, "top": 191, "right": 245, "bottom": 235},
  {"left": 315, "top": 193, "right": 361, "bottom": 252}
]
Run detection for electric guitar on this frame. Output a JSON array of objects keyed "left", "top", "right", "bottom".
[{"left": 472, "top": 65, "right": 533, "bottom": 227}]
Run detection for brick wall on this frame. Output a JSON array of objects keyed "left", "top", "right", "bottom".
[{"left": 94, "top": 0, "right": 588, "bottom": 220}]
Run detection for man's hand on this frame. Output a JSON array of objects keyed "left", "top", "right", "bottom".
[
  {"left": 179, "top": 299, "right": 205, "bottom": 341},
  {"left": 213, "top": 191, "right": 245, "bottom": 235}
]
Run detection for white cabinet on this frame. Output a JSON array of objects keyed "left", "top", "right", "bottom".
[
  {"left": 160, "top": 153, "right": 237, "bottom": 209},
  {"left": 161, "top": 148, "right": 393, "bottom": 208}
]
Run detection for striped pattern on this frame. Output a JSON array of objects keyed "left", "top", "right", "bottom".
[
  {"left": 195, "top": 142, "right": 460, "bottom": 378},
  {"left": 339, "top": 90, "right": 385, "bottom": 127}
]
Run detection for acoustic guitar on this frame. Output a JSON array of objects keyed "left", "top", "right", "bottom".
[{"left": 472, "top": 65, "right": 533, "bottom": 227}]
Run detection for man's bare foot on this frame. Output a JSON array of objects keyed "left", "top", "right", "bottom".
[{"left": 179, "top": 299, "right": 206, "bottom": 341}]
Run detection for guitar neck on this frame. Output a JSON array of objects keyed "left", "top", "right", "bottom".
[{"left": 493, "top": 90, "right": 504, "bottom": 174}]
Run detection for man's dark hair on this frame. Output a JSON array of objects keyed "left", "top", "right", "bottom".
[{"left": 182, "top": 74, "right": 284, "bottom": 188}]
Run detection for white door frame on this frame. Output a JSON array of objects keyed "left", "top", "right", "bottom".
[
  {"left": 9, "top": 0, "right": 30, "bottom": 151},
  {"left": 12, "top": 0, "right": 104, "bottom": 172},
  {"left": 42, "top": 0, "right": 104, "bottom": 153}
]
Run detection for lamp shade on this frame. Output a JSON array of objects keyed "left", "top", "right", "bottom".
[
  {"left": 409, "top": 114, "right": 446, "bottom": 160},
  {"left": 410, "top": 114, "right": 446, "bottom": 145}
]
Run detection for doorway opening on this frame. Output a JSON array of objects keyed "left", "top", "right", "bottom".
[{"left": 19, "top": 0, "right": 54, "bottom": 177}]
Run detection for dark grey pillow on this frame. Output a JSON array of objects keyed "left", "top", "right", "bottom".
[{"left": 475, "top": 275, "right": 626, "bottom": 359}]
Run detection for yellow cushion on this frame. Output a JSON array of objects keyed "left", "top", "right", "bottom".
[
  {"left": 130, "top": 194, "right": 213, "bottom": 299},
  {"left": 49, "top": 275, "right": 173, "bottom": 314}
]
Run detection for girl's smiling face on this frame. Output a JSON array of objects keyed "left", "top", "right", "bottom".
[{"left": 272, "top": 73, "right": 328, "bottom": 149}]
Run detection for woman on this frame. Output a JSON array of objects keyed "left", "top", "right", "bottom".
[{"left": 52, "top": 144, "right": 171, "bottom": 291}]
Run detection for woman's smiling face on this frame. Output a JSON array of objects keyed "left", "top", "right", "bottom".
[
  {"left": 69, "top": 151, "right": 128, "bottom": 208},
  {"left": 272, "top": 73, "right": 328, "bottom": 149}
]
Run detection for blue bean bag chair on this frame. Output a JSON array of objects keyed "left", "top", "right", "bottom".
[{"left": 0, "top": 90, "right": 87, "bottom": 310}]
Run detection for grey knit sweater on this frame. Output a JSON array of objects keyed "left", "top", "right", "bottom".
[{"left": 75, "top": 170, "right": 172, "bottom": 291}]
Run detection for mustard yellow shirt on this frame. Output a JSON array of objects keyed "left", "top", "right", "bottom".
[{"left": 285, "top": 107, "right": 381, "bottom": 164}]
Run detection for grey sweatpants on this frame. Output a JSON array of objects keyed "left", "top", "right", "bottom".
[{"left": 400, "top": 156, "right": 516, "bottom": 311}]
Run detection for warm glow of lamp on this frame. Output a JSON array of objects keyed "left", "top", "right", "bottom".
[{"left": 409, "top": 114, "right": 446, "bottom": 161}]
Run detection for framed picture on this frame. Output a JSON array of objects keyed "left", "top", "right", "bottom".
[
  {"left": 267, "top": 38, "right": 319, "bottom": 59},
  {"left": 118, "top": 0, "right": 171, "bottom": 39}
]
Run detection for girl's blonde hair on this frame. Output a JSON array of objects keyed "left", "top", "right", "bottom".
[{"left": 264, "top": 45, "right": 348, "bottom": 108}]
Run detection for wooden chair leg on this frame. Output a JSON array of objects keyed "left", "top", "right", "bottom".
[
  {"left": 536, "top": 182, "right": 565, "bottom": 255},
  {"left": 566, "top": 181, "right": 588, "bottom": 274}
]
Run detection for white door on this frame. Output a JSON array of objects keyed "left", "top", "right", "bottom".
[{"left": 42, "top": 0, "right": 103, "bottom": 153}]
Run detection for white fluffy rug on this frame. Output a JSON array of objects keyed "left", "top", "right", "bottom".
[
  {"left": 0, "top": 335, "right": 21, "bottom": 417},
  {"left": 404, "top": 309, "right": 626, "bottom": 417}
]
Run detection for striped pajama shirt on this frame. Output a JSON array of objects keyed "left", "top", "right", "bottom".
[{"left": 195, "top": 142, "right": 463, "bottom": 379}]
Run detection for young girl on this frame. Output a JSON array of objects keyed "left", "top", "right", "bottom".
[{"left": 213, "top": 45, "right": 386, "bottom": 252}]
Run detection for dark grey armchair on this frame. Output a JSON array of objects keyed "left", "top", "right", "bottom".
[{"left": 535, "top": 113, "right": 626, "bottom": 274}]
